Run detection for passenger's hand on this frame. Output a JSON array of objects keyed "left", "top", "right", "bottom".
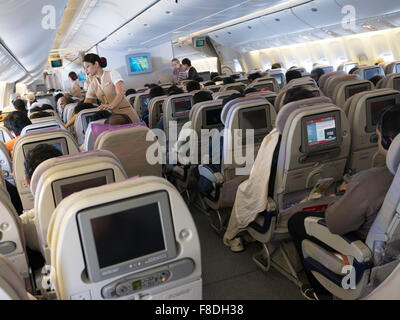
[
  {"left": 98, "top": 104, "right": 111, "bottom": 110},
  {"left": 338, "top": 181, "right": 347, "bottom": 192}
]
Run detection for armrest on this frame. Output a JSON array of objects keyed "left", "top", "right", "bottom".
[
  {"left": 198, "top": 165, "right": 224, "bottom": 185},
  {"left": 304, "top": 217, "right": 372, "bottom": 263}
]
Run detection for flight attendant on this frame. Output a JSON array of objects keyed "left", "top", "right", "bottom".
[
  {"left": 68, "top": 71, "right": 83, "bottom": 99},
  {"left": 83, "top": 53, "right": 140, "bottom": 123}
]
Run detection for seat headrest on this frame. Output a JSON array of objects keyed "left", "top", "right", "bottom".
[
  {"left": 189, "top": 100, "right": 222, "bottom": 121},
  {"left": 387, "top": 134, "right": 400, "bottom": 175},
  {"left": 91, "top": 122, "right": 147, "bottom": 143},
  {"left": 276, "top": 97, "right": 332, "bottom": 134},
  {"left": 221, "top": 96, "right": 266, "bottom": 126}
]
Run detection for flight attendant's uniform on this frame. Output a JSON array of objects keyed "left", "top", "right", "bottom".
[
  {"left": 70, "top": 79, "right": 83, "bottom": 99},
  {"left": 86, "top": 70, "right": 140, "bottom": 123}
]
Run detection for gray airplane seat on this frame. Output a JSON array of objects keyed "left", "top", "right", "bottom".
[
  {"left": 74, "top": 109, "right": 99, "bottom": 145},
  {"left": 126, "top": 93, "right": 138, "bottom": 108},
  {"left": 94, "top": 123, "right": 162, "bottom": 178},
  {"left": 148, "top": 95, "right": 167, "bottom": 129},
  {"left": 318, "top": 71, "right": 345, "bottom": 95},
  {"left": 246, "top": 91, "right": 278, "bottom": 112},
  {"left": 0, "top": 126, "right": 13, "bottom": 144},
  {"left": 346, "top": 89, "right": 400, "bottom": 175},
  {"left": 325, "top": 74, "right": 359, "bottom": 100},
  {"left": 63, "top": 103, "right": 78, "bottom": 123},
  {"left": 0, "top": 140, "right": 13, "bottom": 184},
  {"left": 29, "top": 109, "right": 58, "bottom": 118},
  {"left": 47, "top": 176, "right": 202, "bottom": 300},
  {"left": 220, "top": 82, "right": 246, "bottom": 93},
  {"left": 268, "top": 69, "right": 286, "bottom": 89},
  {"left": 301, "top": 134, "right": 400, "bottom": 300},
  {"left": 133, "top": 92, "right": 151, "bottom": 120},
  {"left": 333, "top": 80, "right": 373, "bottom": 107},
  {"left": 212, "top": 90, "right": 240, "bottom": 101},
  {"left": 83, "top": 119, "right": 106, "bottom": 151},
  {"left": 197, "top": 96, "right": 276, "bottom": 231},
  {"left": 377, "top": 73, "right": 400, "bottom": 91},
  {"left": 247, "top": 77, "right": 280, "bottom": 94},
  {"left": 206, "top": 85, "right": 222, "bottom": 93},
  {"left": 13, "top": 129, "right": 80, "bottom": 210},
  {"left": 28, "top": 150, "right": 127, "bottom": 264},
  {"left": 21, "top": 119, "right": 66, "bottom": 136},
  {"left": 0, "top": 255, "right": 33, "bottom": 300},
  {"left": 355, "top": 66, "right": 385, "bottom": 81},
  {"left": 383, "top": 61, "right": 400, "bottom": 75}
]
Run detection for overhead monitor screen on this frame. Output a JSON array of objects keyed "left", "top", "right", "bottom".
[
  {"left": 306, "top": 116, "right": 337, "bottom": 147},
  {"left": 195, "top": 39, "right": 205, "bottom": 47},
  {"left": 78, "top": 72, "right": 87, "bottom": 81},
  {"left": 364, "top": 67, "right": 381, "bottom": 80},
  {"left": 125, "top": 53, "right": 152, "bottom": 75},
  {"left": 22, "top": 137, "right": 68, "bottom": 157},
  {"left": 51, "top": 59, "right": 63, "bottom": 68},
  {"left": 172, "top": 97, "right": 192, "bottom": 116},
  {"left": 345, "top": 84, "right": 370, "bottom": 100},
  {"left": 366, "top": 96, "right": 396, "bottom": 132}
]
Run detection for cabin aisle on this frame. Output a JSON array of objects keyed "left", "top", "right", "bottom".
[{"left": 189, "top": 206, "right": 304, "bottom": 300}]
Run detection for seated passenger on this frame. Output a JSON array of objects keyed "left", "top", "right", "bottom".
[
  {"left": 186, "top": 81, "right": 201, "bottom": 92},
  {"left": 285, "top": 70, "right": 302, "bottom": 84},
  {"left": 311, "top": 68, "right": 325, "bottom": 84},
  {"left": 244, "top": 87, "right": 258, "bottom": 95},
  {"left": 271, "top": 63, "right": 282, "bottom": 69},
  {"left": 66, "top": 102, "right": 97, "bottom": 129},
  {"left": 204, "top": 81, "right": 216, "bottom": 87},
  {"left": 13, "top": 99, "right": 27, "bottom": 114},
  {"left": 104, "top": 113, "right": 132, "bottom": 126},
  {"left": 3, "top": 111, "right": 32, "bottom": 154},
  {"left": 248, "top": 72, "right": 262, "bottom": 84},
  {"left": 92, "top": 110, "right": 112, "bottom": 122},
  {"left": 29, "top": 111, "right": 53, "bottom": 120},
  {"left": 288, "top": 105, "right": 400, "bottom": 300},
  {"left": 193, "top": 76, "right": 204, "bottom": 83},
  {"left": 125, "top": 88, "right": 136, "bottom": 96},
  {"left": 210, "top": 72, "right": 220, "bottom": 81},
  {"left": 40, "top": 104, "right": 54, "bottom": 112},
  {"left": 283, "top": 87, "right": 316, "bottom": 105},
  {"left": 369, "top": 75, "right": 383, "bottom": 86},
  {"left": 223, "top": 77, "right": 235, "bottom": 85}
]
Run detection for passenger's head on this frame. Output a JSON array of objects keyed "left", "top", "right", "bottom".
[
  {"left": 74, "top": 102, "right": 97, "bottom": 115},
  {"left": 186, "top": 81, "right": 201, "bottom": 92},
  {"left": 377, "top": 105, "right": 400, "bottom": 156},
  {"left": 149, "top": 85, "right": 165, "bottom": 99},
  {"left": 172, "top": 58, "right": 181, "bottom": 70},
  {"left": 222, "top": 93, "right": 244, "bottom": 107},
  {"left": 210, "top": 72, "right": 219, "bottom": 80},
  {"left": 204, "top": 81, "right": 216, "bottom": 86},
  {"left": 244, "top": 87, "right": 258, "bottom": 95},
  {"left": 283, "top": 87, "right": 315, "bottom": 105},
  {"left": 68, "top": 72, "right": 78, "bottom": 81},
  {"left": 311, "top": 68, "right": 325, "bottom": 83},
  {"left": 29, "top": 111, "right": 53, "bottom": 119},
  {"left": 167, "top": 85, "right": 184, "bottom": 96},
  {"left": 285, "top": 70, "right": 302, "bottom": 83},
  {"left": 125, "top": 88, "right": 136, "bottom": 96},
  {"left": 55, "top": 93, "right": 64, "bottom": 104},
  {"left": 193, "top": 76, "right": 204, "bottom": 83},
  {"left": 181, "top": 58, "right": 191, "bottom": 71},
  {"left": 48, "top": 89, "right": 56, "bottom": 94},
  {"left": 104, "top": 113, "right": 132, "bottom": 125},
  {"left": 193, "top": 91, "right": 213, "bottom": 105},
  {"left": 59, "top": 96, "right": 74, "bottom": 110},
  {"left": 24, "top": 144, "right": 62, "bottom": 182},
  {"left": 4, "top": 111, "right": 32, "bottom": 137},
  {"left": 248, "top": 72, "right": 262, "bottom": 84},
  {"left": 223, "top": 77, "right": 235, "bottom": 85},
  {"left": 40, "top": 104, "right": 54, "bottom": 111},
  {"left": 271, "top": 63, "right": 282, "bottom": 70},
  {"left": 369, "top": 75, "right": 383, "bottom": 86},
  {"left": 92, "top": 110, "right": 112, "bottom": 122},
  {"left": 13, "top": 99, "right": 26, "bottom": 112},
  {"left": 83, "top": 53, "right": 107, "bottom": 77}
]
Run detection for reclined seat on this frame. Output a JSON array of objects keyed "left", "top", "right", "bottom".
[
  {"left": 197, "top": 96, "right": 276, "bottom": 231},
  {"left": 0, "top": 255, "right": 32, "bottom": 300},
  {"left": 318, "top": 71, "right": 345, "bottom": 96},
  {"left": 126, "top": 93, "right": 138, "bottom": 107},
  {"left": 332, "top": 80, "right": 373, "bottom": 107},
  {"left": 29, "top": 150, "right": 127, "bottom": 263},
  {"left": 13, "top": 129, "right": 80, "bottom": 210},
  {"left": 94, "top": 124, "right": 162, "bottom": 178},
  {"left": 0, "top": 141, "right": 13, "bottom": 184},
  {"left": 74, "top": 109, "right": 100, "bottom": 145},
  {"left": 47, "top": 176, "right": 202, "bottom": 300},
  {"left": 148, "top": 95, "right": 167, "bottom": 129},
  {"left": 0, "top": 126, "right": 13, "bottom": 144},
  {"left": 301, "top": 134, "right": 400, "bottom": 299},
  {"left": 346, "top": 89, "right": 400, "bottom": 174}
]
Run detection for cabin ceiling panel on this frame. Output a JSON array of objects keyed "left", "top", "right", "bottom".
[
  {"left": 291, "top": 0, "right": 343, "bottom": 28},
  {"left": 335, "top": 0, "right": 400, "bottom": 19}
]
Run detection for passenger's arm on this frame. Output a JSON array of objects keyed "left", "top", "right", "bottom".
[
  {"left": 98, "top": 80, "right": 125, "bottom": 110},
  {"left": 84, "top": 82, "right": 97, "bottom": 104}
]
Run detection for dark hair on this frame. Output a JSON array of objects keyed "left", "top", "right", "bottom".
[
  {"left": 223, "top": 77, "right": 235, "bottom": 85},
  {"left": 283, "top": 87, "right": 315, "bottom": 105},
  {"left": 30, "top": 107, "right": 42, "bottom": 113},
  {"left": 244, "top": 87, "right": 258, "bottom": 95},
  {"left": 104, "top": 113, "right": 132, "bottom": 125},
  {"left": 311, "top": 68, "right": 325, "bottom": 81},
  {"left": 378, "top": 105, "right": 400, "bottom": 150},
  {"left": 349, "top": 67, "right": 359, "bottom": 75},
  {"left": 193, "top": 91, "right": 213, "bottom": 105},
  {"left": 48, "top": 89, "right": 56, "bottom": 93},
  {"left": 92, "top": 110, "right": 112, "bottom": 122},
  {"left": 193, "top": 76, "right": 204, "bottom": 82},
  {"left": 40, "top": 104, "right": 54, "bottom": 111},
  {"left": 248, "top": 73, "right": 262, "bottom": 81},
  {"left": 271, "top": 63, "right": 282, "bottom": 69},
  {"left": 125, "top": 88, "right": 137, "bottom": 96},
  {"left": 222, "top": 93, "right": 244, "bottom": 107},
  {"left": 369, "top": 75, "right": 383, "bottom": 86},
  {"left": 4, "top": 111, "right": 32, "bottom": 136},
  {"left": 210, "top": 72, "right": 219, "bottom": 80},
  {"left": 204, "top": 81, "right": 216, "bottom": 86},
  {"left": 285, "top": 70, "right": 302, "bottom": 83},
  {"left": 182, "top": 58, "right": 191, "bottom": 67},
  {"left": 149, "top": 85, "right": 165, "bottom": 99},
  {"left": 55, "top": 93, "right": 64, "bottom": 104},
  {"left": 24, "top": 144, "right": 63, "bottom": 180},
  {"left": 30, "top": 111, "right": 53, "bottom": 119},
  {"left": 83, "top": 53, "right": 107, "bottom": 68},
  {"left": 13, "top": 99, "right": 26, "bottom": 112},
  {"left": 167, "top": 85, "right": 184, "bottom": 96},
  {"left": 68, "top": 72, "right": 78, "bottom": 81},
  {"left": 186, "top": 81, "right": 201, "bottom": 92},
  {"left": 74, "top": 102, "right": 97, "bottom": 115}
]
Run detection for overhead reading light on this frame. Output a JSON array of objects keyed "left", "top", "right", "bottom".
[
  {"left": 311, "top": 8, "right": 318, "bottom": 12},
  {"left": 275, "top": 18, "right": 281, "bottom": 22}
]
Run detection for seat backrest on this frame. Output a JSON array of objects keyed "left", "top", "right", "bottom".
[
  {"left": 318, "top": 71, "right": 346, "bottom": 95},
  {"left": 355, "top": 66, "right": 385, "bottom": 80},
  {"left": 268, "top": 69, "right": 286, "bottom": 88},
  {"left": 346, "top": 89, "right": 400, "bottom": 174},
  {"left": 95, "top": 125, "right": 162, "bottom": 178},
  {"left": 133, "top": 92, "right": 151, "bottom": 119},
  {"left": 74, "top": 109, "right": 100, "bottom": 145},
  {"left": 275, "top": 85, "right": 322, "bottom": 113},
  {"left": 28, "top": 100, "right": 53, "bottom": 111},
  {"left": 190, "top": 100, "right": 224, "bottom": 140},
  {"left": 248, "top": 78, "right": 280, "bottom": 93},
  {"left": 0, "top": 141, "right": 12, "bottom": 182},
  {"left": 212, "top": 90, "right": 240, "bottom": 101},
  {"left": 20, "top": 119, "right": 66, "bottom": 136},
  {"left": 0, "top": 255, "right": 30, "bottom": 300},
  {"left": 383, "top": 61, "right": 400, "bottom": 75},
  {"left": 63, "top": 103, "right": 78, "bottom": 123},
  {"left": 220, "top": 83, "right": 246, "bottom": 92},
  {"left": 29, "top": 109, "right": 58, "bottom": 118},
  {"left": 83, "top": 119, "right": 106, "bottom": 151},
  {"left": 326, "top": 74, "right": 359, "bottom": 99},
  {"left": 163, "top": 93, "right": 194, "bottom": 139},
  {"left": 148, "top": 95, "right": 167, "bottom": 129},
  {"left": 31, "top": 150, "right": 127, "bottom": 263},
  {"left": 205, "top": 85, "right": 222, "bottom": 93},
  {"left": 246, "top": 91, "right": 278, "bottom": 110},
  {"left": 333, "top": 80, "right": 373, "bottom": 107},
  {"left": 126, "top": 93, "right": 137, "bottom": 107},
  {"left": 366, "top": 134, "right": 400, "bottom": 265},
  {"left": 13, "top": 129, "right": 80, "bottom": 210},
  {"left": 0, "top": 126, "right": 13, "bottom": 144},
  {"left": 284, "top": 77, "right": 318, "bottom": 90},
  {"left": 274, "top": 101, "right": 350, "bottom": 209},
  {"left": 379, "top": 74, "right": 400, "bottom": 91},
  {"left": 47, "top": 176, "right": 202, "bottom": 300}
]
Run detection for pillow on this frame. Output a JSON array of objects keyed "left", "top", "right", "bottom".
[{"left": 92, "top": 122, "right": 147, "bottom": 143}]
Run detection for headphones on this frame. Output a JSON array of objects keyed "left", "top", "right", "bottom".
[{"left": 378, "top": 106, "right": 393, "bottom": 150}]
